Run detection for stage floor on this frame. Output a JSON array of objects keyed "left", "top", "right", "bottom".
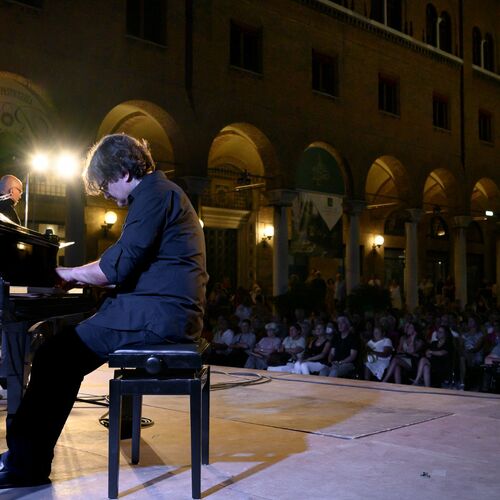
[{"left": 1, "top": 366, "right": 499, "bottom": 499}]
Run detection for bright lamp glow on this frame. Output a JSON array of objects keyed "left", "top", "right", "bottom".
[
  {"left": 263, "top": 225, "right": 274, "bottom": 240},
  {"left": 30, "top": 153, "right": 49, "bottom": 173},
  {"left": 485, "top": 210, "right": 494, "bottom": 217},
  {"left": 56, "top": 152, "right": 79, "bottom": 178},
  {"left": 374, "top": 235, "right": 385, "bottom": 247},
  {"left": 104, "top": 210, "right": 118, "bottom": 226}
]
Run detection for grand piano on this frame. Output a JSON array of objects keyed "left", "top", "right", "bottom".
[{"left": 0, "top": 216, "right": 96, "bottom": 424}]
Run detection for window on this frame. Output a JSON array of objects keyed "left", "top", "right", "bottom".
[
  {"left": 312, "top": 51, "right": 338, "bottom": 96},
  {"left": 370, "top": 0, "right": 384, "bottom": 23},
  {"left": 126, "top": 0, "right": 167, "bottom": 46},
  {"left": 386, "top": 0, "right": 402, "bottom": 31},
  {"left": 370, "top": 0, "right": 402, "bottom": 31},
  {"left": 230, "top": 21, "right": 262, "bottom": 74},
  {"left": 484, "top": 33, "right": 495, "bottom": 71},
  {"left": 433, "top": 94, "right": 449, "bottom": 130},
  {"left": 472, "top": 27, "right": 482, "bottom": 65},
  {"left": 378, "top": 74, "right": 399, "bottom": 115},
  {"left": 439, "top": 11, "right": 452, "bottom": 53},
  {"left": 426, "top": 4, "right": 438, "bottom": 46},
  {"left": 479, "top": 110, "right": 493, "bottom": 143}
]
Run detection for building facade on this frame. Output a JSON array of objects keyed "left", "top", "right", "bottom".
[{"left": 1, "top": 0, "right": 499, "bottom": 309}]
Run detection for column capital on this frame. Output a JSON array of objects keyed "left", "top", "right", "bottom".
[
  {"left": 265, "top": 189, "right": 297, "bottom": 207},
  {"left": 405, "top": 208, "right": 424, "bottom": 223},
  {"left": 452, "top": 215, "right": 472, "bottom": 229},
  {"left": 343, "top": 199, "right": 366, "bottom": 215}
]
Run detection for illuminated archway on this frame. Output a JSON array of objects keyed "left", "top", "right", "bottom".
[
  {"left": 470, "top": 177, "right": 500, "bottom": 218},
  {"left": 365, "top": 155, "right": 410, "bottom": 216},
  {"left": 97, "top": 100, "right": 186, "bottom": 173}
]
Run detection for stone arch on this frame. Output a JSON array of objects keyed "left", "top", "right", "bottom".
[
  {"left": 208, "top": 122, "right": 280, "bottom": 179},
  {"left": 470, "top": 177, "right": 500, "bottom": 217},
  {"left": 296, "top": 141, "right": 350, "bottom": 196},
  {"left": 0, "top": 71, "right": 57, "bottom": 174},
  {"left": 97, "top": 100, "right": 188, "bottom": 174},
  {"left": 365, "top": 155, "right": 411, "bottom": 215},
  {"left": 422, "top": 168, "right": 461, "bottom": 214}
]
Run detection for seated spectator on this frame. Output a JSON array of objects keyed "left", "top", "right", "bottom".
[
  {"left": 225, "top": 318, "right": 257, "bottom": 367},
  {"left": 380, "top": 314, "right": 400, "bottom": 349},
  {"left": 267, "top": 323, "right": 306, "bottom": 372},
  {"left": 325, "top": 321, "right": 337, "bottom": 340},
  {"left": 481, "top": 321, "right": 500, "bottom": 392},
  {"left": 459, "top": 316, "right": 485, "bottom": 388},
  {"left": 244, "top": 322, "right": 282, "bottom": 370},
  {"left": 293, "top": 323, "right": 331, "bottom": 375},
  {"left": 208, "top": 316, "right": 235, "bottom": 365},
  {"left": 321, "top": 316, "right": 359, "bottom": 378},
  {"left": 234, "top": 293, "right": 254, "bottom": 322},
  {"left": 382, "top": 321, "right": 424, "bottom": 384},
  {"left": 413, "top": 325, "right": 454, "bottom": 387},
  {"left": 484, "top": 320, "right": 500, "bottom": 365},
  {"left": 364, "top": 326, "right": 393, "bottom": 381},
  {"left": 207, "top": 282, "right": 230, "bottom": 317},
  {"left": 252, "top": 293, "right": 272, "bottom": 323},
  {"left": 360, "top": 318, "right": 374, "bottom": 343}
]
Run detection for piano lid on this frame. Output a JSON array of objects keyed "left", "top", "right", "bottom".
[{"left": 0, "top": 220, "right": 61, "bottom": 287}]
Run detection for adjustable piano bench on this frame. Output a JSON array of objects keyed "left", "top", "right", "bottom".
[{"left": 107, "top": 342, "right": 210, "bottom": 499}]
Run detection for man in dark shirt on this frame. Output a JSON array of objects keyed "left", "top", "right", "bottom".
[
  {"left": 0, "top": 134, "right": 208, "bottom": 488},
  {"left": 0, "top": 175, "right": 23, "bottom": 225},
  {"left": 322, "top": 315, "right": 359, "bottom": 378}
]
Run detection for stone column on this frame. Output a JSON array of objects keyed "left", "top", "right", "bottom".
[
  {"left": 344, "top": 200, "right": 365, "bottom": 293},
  {"left": 404, "top": 209, "right": 423, "bottom": 312},
  {"left": 265, "top": 189, "right": 296, "bottom": 297},
  {"left": 452, "top": 216, "right": 471, "bottom": 310}
]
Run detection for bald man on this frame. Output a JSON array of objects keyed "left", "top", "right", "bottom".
[{"left": 0, "top": 175, "right": 23, "bottom": 225}]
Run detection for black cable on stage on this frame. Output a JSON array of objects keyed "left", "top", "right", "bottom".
[
  {"left": 210, "top": 370, "right": 272, "bottom": 390},
  {"left": 77, "top": 370, "right": 272, "bottom": 429}
]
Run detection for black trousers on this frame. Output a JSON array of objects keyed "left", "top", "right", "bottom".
[{"left": 6, "top": 327, "right": 104, "bottom": 478}]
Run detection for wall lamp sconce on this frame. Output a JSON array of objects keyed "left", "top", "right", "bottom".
[
  {"left": 261, "top": 224, "right": 274, "bottom": 246},
  {"left": 372, "top": 234, "right": 384, "bottom": 251},
  {"left": 102, "top": 210, "right": 117, "bottom": 237}
]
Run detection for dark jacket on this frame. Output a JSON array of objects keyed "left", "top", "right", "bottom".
[{"left": 80, "top": 170, "right": 208, "bottom": 342}]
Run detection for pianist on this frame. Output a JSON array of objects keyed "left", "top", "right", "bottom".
[
  {"left": 0, "top": 133, "right": 208, "bottom": 488},
  {"left": 0, "top": 175, "right": 23, "bottom": 225}
]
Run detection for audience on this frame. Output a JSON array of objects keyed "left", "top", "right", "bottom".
[
  {"left": 321, "top": 316, "right": 359, "bottom": 378},
  {"left": 364, "top": 325, "right": 393, "bottom": 381},
  {"left": 267, "top": 323, "right": 306, "bottom": 372},
  {"left": 382, "top": 321, "right": 424, "bottom": 384},
  {"left": 293, "top": 323, "right": 331, "bottom": 375},
  {"left": 202, "top": 277, "right": 500, "bottom": 393},
  {"left": 244, "top": 322, "right": 282, "bottom": 370},
  {"left": 413, "top": 325, "right": 454, "bottom": 387},
  {"left": 226, "top": 318, "right": 256, "bottom": 367}
]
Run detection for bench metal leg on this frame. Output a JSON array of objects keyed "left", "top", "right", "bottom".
[
  {"left": 190, "top": 379, "right": 202, "bottom": 499},
  {"left": 202, "top": 367, "right": 210, "bottom": 465},
  {"left": 131, "top": 394, "right": 142, "bottom": 464},
  {"left": 108, "top": 380, "right": 122, "bottom": 499}
]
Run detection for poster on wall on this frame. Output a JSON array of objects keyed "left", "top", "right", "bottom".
[{"left": 291, "top": 191, "right": 343, "bottom": 257}]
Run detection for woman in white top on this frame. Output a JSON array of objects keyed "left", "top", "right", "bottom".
[{"left": 364, "top": 326, "right": 393, "bottom": 380}]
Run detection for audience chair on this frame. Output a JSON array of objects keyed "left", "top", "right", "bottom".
[{"left": 107, "top": 341, "right": 210, "bottom": 499}]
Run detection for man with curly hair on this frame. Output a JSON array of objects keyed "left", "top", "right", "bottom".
[{"left": 0, "top": 134, "right": 208, "bottom": 488}]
